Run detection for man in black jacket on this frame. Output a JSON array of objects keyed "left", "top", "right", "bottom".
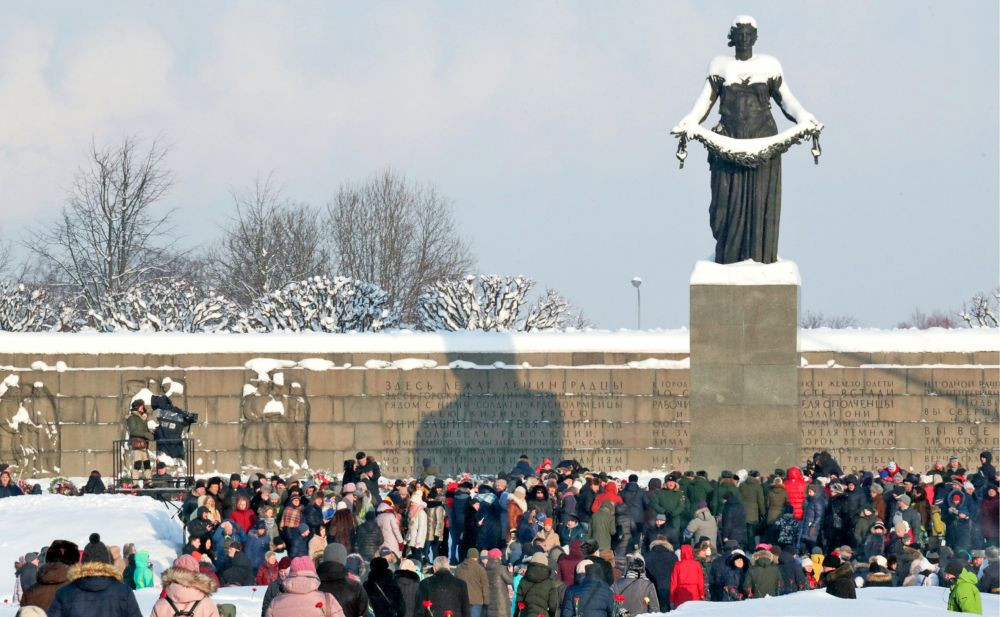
[
  {"left": 318, "top": 543, "right": 370, "bottom": 617},
  {"left": 47, "top": 550, "right": 143, "bottom": 617},
  {"left": 355, "top": 451, "right": 381, "bottom": 497},
  {"left": 416, "top": 556, "right": 471, "bottom": 617}
]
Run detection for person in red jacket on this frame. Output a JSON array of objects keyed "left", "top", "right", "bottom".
[
  {"left": 230, "top": 496, "right": 258, "bottom": 534},
  {"left": 257, "top": 551, "right": 280, "bottom": 585},
  {"left": 785, "top": 467, "right": 807, "bottom": 521},
  {"left": 591, "top": 481, "right": 623, "bottom": 513},
  {"left": 670, "top": 544, "right": 705, "bottom": 608}
]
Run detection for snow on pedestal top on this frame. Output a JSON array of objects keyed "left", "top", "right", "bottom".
[{"left": 690, "top": 259, "right": 801, "bottom": 286}]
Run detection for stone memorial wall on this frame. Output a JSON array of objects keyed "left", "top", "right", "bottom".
[{"left": 0, "top": 344, "right": 995, "bottom": 478}]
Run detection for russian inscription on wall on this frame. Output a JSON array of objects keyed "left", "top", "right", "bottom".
[{"left": 0, "top": 351, "right": 995, "bottom": 478}]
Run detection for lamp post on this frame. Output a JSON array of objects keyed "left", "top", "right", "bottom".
[{"left": 631, "top": 277, "right": 642, "bottom": 330}]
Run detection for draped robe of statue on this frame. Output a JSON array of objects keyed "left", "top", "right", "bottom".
[{"left": 707, "top": 73, "right": 785, "bottom": 264}]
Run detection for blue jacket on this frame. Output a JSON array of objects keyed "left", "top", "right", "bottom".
[
  {"left": 560, "top": 574, "right": 614, "bottom": 617},
  {"left": 212, "top": 521, "right": 248, "bottom": 563},
  {"left": 244, "top": 528, "right": 272, "bottom": 571},
  {"left": 47, "top": 561, "right": 143, "bottom": 617}
]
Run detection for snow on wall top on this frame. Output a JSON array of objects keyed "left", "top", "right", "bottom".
[
  {"left": 690, "top": 259, "right": 801, "bottom": 286},
  {"left": 0, "top": 327, "right": 996, "bottom": 357}
]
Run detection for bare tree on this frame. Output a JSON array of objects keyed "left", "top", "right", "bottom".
[
  {"left": 208, "top": 175, "right": 330, "bottom": 306},
  {"left": 897, "top": 308, "right": 960, "bottom": 329},
  {"left": 800, "top": 310, "right": 859, "bottom": 329},
  {"left": 328, "top": 170, "right": 475, "bottom": 320},
  {"left": 959, "top": 288, "right": 1000, "bottom": 328},
  {"left": 25, "top": 136, "right": 174, "bottom": 310}
]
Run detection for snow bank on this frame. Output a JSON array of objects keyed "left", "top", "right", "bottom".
[
  {"left": 662, "top": 586, "right": 996, "bottom": 616},
  {"left": 690, "top": 259, "right": 801, "bottom": 286},
  {"left": 0, "top": 494, "right": 183, "bottom": 602},
  {"left": 0, "top": 327, "right": 996, "bottom": 361}
]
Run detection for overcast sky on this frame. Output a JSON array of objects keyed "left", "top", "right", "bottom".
[{"left": 1, "top": 1, "right": 997, "bottom": 329}]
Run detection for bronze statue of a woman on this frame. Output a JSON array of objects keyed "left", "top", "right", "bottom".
[{"left": 673, "top": 16, "right": 822, "bottom": 265}]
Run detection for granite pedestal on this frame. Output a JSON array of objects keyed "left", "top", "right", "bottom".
[{"left": 689, "top": 260, "right": 800, "bottom": 476}]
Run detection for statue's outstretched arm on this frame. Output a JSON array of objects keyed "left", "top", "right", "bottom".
[
  {"left": 672, "top": 80, "right": 717, "bottom": 135},
  {"left": 775, "top": 80, "right": 820, "bottom": 127}
]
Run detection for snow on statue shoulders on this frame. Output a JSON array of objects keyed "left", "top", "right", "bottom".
[{"left": 707, "top": 53, "right": 782, "bottom": 86}]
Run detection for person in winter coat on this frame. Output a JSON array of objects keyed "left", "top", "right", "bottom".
[
  {"left": 46, "top": 550, "right": 143, "bottom": 617},
  {"left": 980, "top": 485, "right": 999, "bottom": 546},
  {"left": 245, "top": 521, "right": 273, "bottom": 573},
  {"left": 150, "top": 555, "right": 221, "bottom": 617},
  {"left": 0, "top": 469, "right": 22, "bottom": 498},
  {"left": 406, "top": 491, "right": 429, "bottom": 562},
  {"left": 685, "top": 502, "right": 718, "bottom": 546},
  {"left": 377, "top": 502, "right": 405, "bottom": 559},
  {"left": 557, "top": 540, "right": 584, "bottom": 589},
  {"left": 720, "top": 495, "right": 748, "bottom": 549},
  {"left": 131, "top": 551, "right": 154, "bottom": 590},
  {"left": 765, "top": 477, "right": 789, "bottom": 526},
  {"left": 256, "top": 552, "right": 280, "bottom": 586},
  {"left": 212, "top": 521, "right": 249, "bottom": 563},
  {"left": 591, "top": 481, "right": 623, "bottom": 513},
  {"left": 800, "top": 485, "right": 826, "bottom": 552},
  {"left": 416, "top": 556, "right": 471, "bottom": 617},
  {"left": 285, "top": 523, "right": 312, "bottom": 559},
  {"left": 318, "top": 543, "right": 369, "bottom": 617},
  {"left": 528, "top": 485, "right": 554, "bottom": 520},
  {"left": 611, "top": 554, "right": 659, "bottom": 614},
  {"left": 82, "top": 470, "right": 106, "bottom": 495},
  {"left": 589, "top": 500, "right": 616, "bottom": 552},
  {"left": 784, "top": 467, "right": 807, "bottom": 520},
  {"left": 776, "top": 547, "right": 809, "bottom": 594},
  {"left": 218, "top": 549, "right": 254, "bottom": 587},
  {"left": 669, "top": 544, "right": 705, "bottom": 608},
  {"left": 719, "top": 550, "right": 748, "bottom": 601},
  {"left": 559, "top": 560, "right": 613, "bottom": 617},
  {"left": 455, "top": 548, "right": 489, "bottom": 616},
  {"left": 19, "top": 553, "right": 40, "bottom": 594},
  {"left": 710, "top": 472, "right": 742, "bottom": 516},
  {"left": 20, "top": 540, "right": 78, "bottom": 612},
  {"left": 821, "top": 554, "right": 856, "bottom": 599},
  {"left": 266, "top": 556, "right": 344, "bottom": 617},
  {"left": 864, "top": 557, "right": 895, "bottom": 587},
  {"left": 944, "top": 559, "right": 982, "bottom": 614},
  {"left": 486, "top": 553, "right": 514, "bottom": 617},
  {"left": 353, "top": 510, "right": 384, "bottom": 560},
  {"left": 742, "top": 549, "right": 780, "bottom": 598},
  {"left": 774, "top": 504, "right": 800, "bottom": 548},
  {"left": 644, "top": 536, "right": 676, "bottom": 608},
  {"left": 394, "top": 560, "right": 421, "bottom": 617},
  {"left": 475, "top": 490, "right": 504, "bottom": 551},
  {"left": 230, "top": 496, "right": 258, "bottom": 534},
  {"left": 515, "top": 552, "right": 562, "bottom": 617},
  {"left": 364, "top": 557, "right": 404, "bottom": 617}
]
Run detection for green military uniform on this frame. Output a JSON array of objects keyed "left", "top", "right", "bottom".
[{"left": 126, "top": 407, "right": 154, "bottom": 482}]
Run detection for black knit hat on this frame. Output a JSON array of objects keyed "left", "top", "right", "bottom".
[
  {"left": 945, "top": 559, "right": 966, "bottom": 577},
  {"left": 82, "top": 533, "right": 111, "bottom": 564}
]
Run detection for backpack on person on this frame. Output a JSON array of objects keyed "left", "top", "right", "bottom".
[{"left": 165, "top": 597, "right": 201, "bottom": 617}]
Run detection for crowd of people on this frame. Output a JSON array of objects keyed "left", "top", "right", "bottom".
[{"left": 5, "top": 449, "right": 999, "bottom": 616}]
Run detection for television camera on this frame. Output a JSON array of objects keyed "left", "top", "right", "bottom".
[{"left": 151, "top": 395, "right": 198, "bottom": 459}]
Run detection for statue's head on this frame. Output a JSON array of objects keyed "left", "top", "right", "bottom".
[{"left": 727, "top": 15, "right": 758, "bottom": 49}]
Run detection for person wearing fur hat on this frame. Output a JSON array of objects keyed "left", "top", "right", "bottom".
[
  {"left": 267, "top": 556, "right": 344, "bottom": 617},
  {"left": 864, "top": 555, "right": 895, "bottom": 587},
  {"left": 821, "top": 553, "right": 855, "bottom": 599},
  {"left": 150, "top": 555, "right": 221, "bottom": 617},
  {"left": 46, "top": 542, "right": 143, "bottom": 617},
  {"left": 742, "top": 547, "right": 780, "bottom": 598},
  {"left": 20, "top": 541, "right": 79, "bottom": 612}
]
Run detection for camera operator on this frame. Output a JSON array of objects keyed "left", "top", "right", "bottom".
[
  {"left": 151, "top": 395, "right": 198, "bottom": 469},
  {"left": 125, "top": 400, "right": 154, "bottom": 484}
]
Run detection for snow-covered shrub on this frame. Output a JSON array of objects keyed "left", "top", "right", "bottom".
[
  {"left": 238, "top": 275, "right": 398, "bottom": 333},
  {"left": 417, "top": 275, "right": 585, "bottom": 331},
  {"left": 0, "top": 282, "right": 57, "bottom": 331},
  {"left": 88, "top": 279, "right": 239, "bottom": 332}
]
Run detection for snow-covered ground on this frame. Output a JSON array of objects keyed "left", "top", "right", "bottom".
[{"left": 0, "top": 494, "right": 182, "bottom": 601}]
